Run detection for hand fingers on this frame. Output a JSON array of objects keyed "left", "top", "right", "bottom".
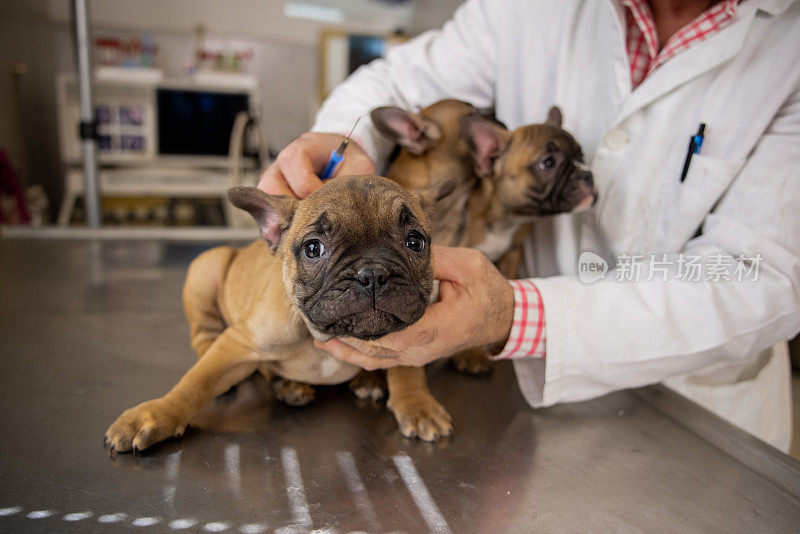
[
  {"left": 257, "top": 133, "right": 375, "bottom": 198},
  {"left": 315, "top": 339, "right": 399, "bottom": 371},
  {"left": 332, "top": 337, "right": 403, "bottom": 359},
  {"left": 337, "top": 155, "right": 376, "bottom": 178},
  {"left": 258, "top": 165, "right": 296, "bottom": 197},
  {"left": 390, "top": 305, "right": 447, "bottom": 346},
  {"left": 435, "top": 280, "right": 460, "bottom": 303},
  {"left": 431, "top": 246, "right": 471, "bottom": 283},
  {"left": 278, "top": 152, "right": 324, "bottom": 198}
]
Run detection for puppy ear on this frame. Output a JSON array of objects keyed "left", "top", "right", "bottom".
[
  {"left": 227, "top": 186, "right": 298, "bottom": 251},
  {"left": 411, "top": 179, "right": 458, "bottom": 221},
  {"left": 370, "top": 107, "right": 442, "bottom": 155},
  {"left": 460, "top": 113, "right": 511, "bottom": 178},
  {"left": 546, "top": 106, "right": 563, "bottom": 128},
  {"left": 413, "top": 179, "right": 458, "bottom": 207},
  {"left": 475, "top": 106, "right": 508, "bottom": 129}
]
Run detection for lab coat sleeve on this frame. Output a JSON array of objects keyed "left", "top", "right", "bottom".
[
  {"left": 310, "top": 0, "right": 498, "bottom": 168},
  {"left": 529, "top": 87, "right": 800, "bottom": 406}
]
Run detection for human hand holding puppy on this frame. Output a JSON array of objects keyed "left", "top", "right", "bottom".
[
  {"left": 258, "top": 132, "right": 375, "bottom": 197},
  {"left": 315, "top": 245, "right": 514, "bottom": 370}
]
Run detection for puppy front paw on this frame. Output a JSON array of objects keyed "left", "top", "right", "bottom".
[
  {"left": 105, "top": 399, "right": 187, "bottom": 454},
  {"left": 387, "top": 393, "right": 452, "bottom": 441},
  {"left": 451, "top": 348, "right": 492, "bottom": 375}
]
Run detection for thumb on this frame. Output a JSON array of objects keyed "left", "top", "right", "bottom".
[
  {"left": 431, "top": 246, "right": 470, "bottom": 283},
  {"left": 436, "top": 280, "right": 461, "bottom": 303},
  {"left": 282, "top": 152, "right": 324, "bottom": 198}
]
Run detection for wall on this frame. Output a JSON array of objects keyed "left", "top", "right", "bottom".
[
  {"left": 45, "top": 0, "right": 414, "bottom": 47},
  {"left": 410, "top": 0, "right": 464, "bottom": 34},
  {"left": 0, "top": 0, "right": 63, "bottom": 206}
]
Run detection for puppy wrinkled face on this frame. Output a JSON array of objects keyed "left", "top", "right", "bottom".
[
  {"left": 281, "top": 176, "right": 435, "bottom": 341},
  {"left": 497, "top": 125, "right": 598, "bottom": 216}
]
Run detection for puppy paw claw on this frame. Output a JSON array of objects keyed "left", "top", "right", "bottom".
[
  {"left": 105, "top": 399, "right": 186, "bottom": 454},
  {"left": 389, "top": 394, "right": 452, "bottom": 442}
]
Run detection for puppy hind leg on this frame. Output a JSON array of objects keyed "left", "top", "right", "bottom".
[
  {"left": 183, "top": 246, "right": 237, "bottom": 358},
  {"left": 450, "top": 347, "right": 492, "bottom": 375},
  {"left": 348, "top": 369, "right": 386, "bottom": 401},
  {"left": 271, "top": 377, "right": 316, "bottom": 407},
  {"left": 256, "top": 364, "right": 315, "bottom": 406}
]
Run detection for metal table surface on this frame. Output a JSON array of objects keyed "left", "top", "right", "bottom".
[{"left": 1, "top": 239, "right": 798, "bottom": 533}]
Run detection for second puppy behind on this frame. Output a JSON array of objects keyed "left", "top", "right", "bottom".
[{"left": 372, "top": 99, "right": 597, "bottom": 372}]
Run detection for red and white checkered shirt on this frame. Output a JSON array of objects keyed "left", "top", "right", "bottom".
[
  {"left": 493, "top": 0, "right": 741, "bottom": 360},
  {"left": 494, "top": 280, "right": 546, "bottom": 359},
  {"left": 624, "top": 0, "right": 740, "bottom": 88}
]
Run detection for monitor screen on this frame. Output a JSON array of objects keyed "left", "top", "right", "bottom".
[{"left": 157, "top": 89, "right": 249, "bottom": 156}]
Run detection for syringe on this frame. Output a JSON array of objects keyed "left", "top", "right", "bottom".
[{"left": 320, "top": 116, "right": 361, "bottom": 181}]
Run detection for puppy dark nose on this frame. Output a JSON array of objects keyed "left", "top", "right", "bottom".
[{"left": 357, "top": 266, "right": 389, "bottom": 292}]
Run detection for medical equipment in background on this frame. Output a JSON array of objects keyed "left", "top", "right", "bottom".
[{"left": 55, "top": 73, "right": 267, "bottom": 228}]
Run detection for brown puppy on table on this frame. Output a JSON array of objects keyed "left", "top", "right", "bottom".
[
  {"left": 371, "top": 99, "right": 597, "bottom": 373},
  {"left": 105, "top": 176, "right": 453, "bottom": 452}
]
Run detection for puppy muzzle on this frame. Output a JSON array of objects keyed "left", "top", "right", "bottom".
[{"left": 299, "top": 275, "right": 430, "bottom": 341}]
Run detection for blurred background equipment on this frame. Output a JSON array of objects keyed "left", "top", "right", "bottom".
[
  {"left": 0, "top": 0, "right": 462, "bottom": 232},
  {"left": 55, "top": 73, "right": 265, "bottom": 227}
]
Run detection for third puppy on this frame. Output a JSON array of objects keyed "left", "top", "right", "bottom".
[{"left": 371, "top": 99, "right": 597, "bottom": 372}]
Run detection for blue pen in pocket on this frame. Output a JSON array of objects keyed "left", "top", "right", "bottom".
[
  {"left": 680, "top": 123, "right": 706, "bottom": 182},
  {"left": 320, "top": 117, "right": 361, "bottom": 181}
]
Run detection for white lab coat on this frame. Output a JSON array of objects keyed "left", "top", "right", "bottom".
[{"left": 312, "top": 0, "right": 800, "bottom": 451}]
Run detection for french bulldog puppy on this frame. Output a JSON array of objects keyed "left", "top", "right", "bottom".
[
  {"left": 105, "top": 176, "right": 452, "bottom": 452},
  {"left": 372, "top": 100, "right": 496, "bottom": 250},
  {"left": 371, "top": 100, "right": 597, "bottom": 373}
]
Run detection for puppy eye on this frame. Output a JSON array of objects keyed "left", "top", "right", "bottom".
[
  {"left": 538, "top": 156, "right": 556, "bottom": 171},
  {"left": 405, "top": 231, "right": 426, "bottom": 252},
  {"left": 303, "top": 239, "right": 325, "bottom": 258}
]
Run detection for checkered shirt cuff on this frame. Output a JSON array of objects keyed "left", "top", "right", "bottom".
[{"left": 491, "top": 279, "right": 546, "bottom": 360}]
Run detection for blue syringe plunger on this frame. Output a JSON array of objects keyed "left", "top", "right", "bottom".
[
  {"left": 320, "top": 147, "right": 346, "bottom": 180},
  {"left": 319, "top": 117, "right": 360, "bottom": 181}
]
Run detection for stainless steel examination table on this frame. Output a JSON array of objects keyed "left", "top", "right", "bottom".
[{"left": 1, "top": 239, "right": 798, "bottom": 533}]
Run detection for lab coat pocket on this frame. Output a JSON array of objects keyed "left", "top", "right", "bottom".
[{"left": 670, "top": 154, "right": 744, "bottom": 245}]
